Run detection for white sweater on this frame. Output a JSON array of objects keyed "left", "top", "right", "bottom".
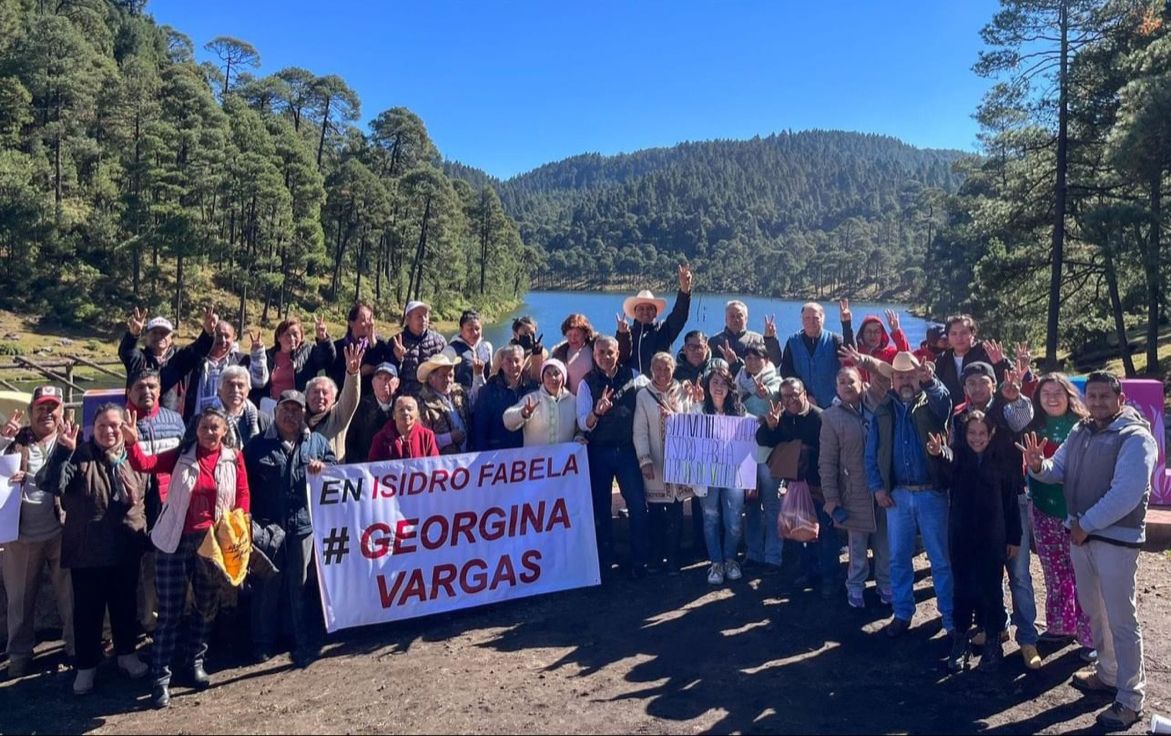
[{"left": 502, "top": 387, "right": 580, "bottom": 446}]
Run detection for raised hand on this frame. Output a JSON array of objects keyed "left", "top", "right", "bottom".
[
  {"left": 766, "top": 399, "right": 782, "bottom": 429},
  {"left": 763, "top": 314, "right": 777, "bottom": 339},
  {"left": 754, "top": 374, "right": 769, "bottom": 399},
  {"left": 201, "top": 305, "right": 219, "bottom": 335},
  {"left": 838, "top": 298, "right": 851, "bottom": 323},
  {"left": 684, "top": 380, "right": 705, "bottom": 404},
  {"left": 677, "top": 263, "right": 693, "bottom": 293},
  {"left": 520, "top": 395, "right": 537, "bottom": 420},
  {"left": 392, "top": 333, "right": 406, "bottom": 361},
  {"left": 1002, "top": 368, "right": 1022, "bottom": 401},
  {"left": 838, "top": 343, "right": 863, "bottom": 365},
  {"left": 1014, "top": 431, "right": 1045, "bottom": 473},
  {"left": 121, "top": 408, "right": 140, "bottom": 444},
  {"left": 1015, "top": 342, "right": 1032, "bottom": 375},
  {"left": 127, "top": 307, "right": 146, "bottom": 337},
  {"left": 884, "top": 308, "right": 901, "bottom": 333},
  {"left": 615, "top": 312, "right": 630, "bottom": 334},
  {"left": 925, "top": 431, "right": 946, "bottom": 457},
  {"left": 985, "top": 339, "right": 1006, "bottom": 366},
  {"left": 718, "top": 342, "right": 738, "bottom": 366},
  {"left": 594, "top": 387, "right": 614, "bottom": 416},
  {"left": 344, "top": 342, "right": 365, "bottom": 375},
  {"left": 917, "top": 359, "right": 936, "bottom": 385},
  {"left": 248, "top": 329, "right": 263, "bottom": 351},
  {"left": 1, "top": 409, "right": 23, "bottom": 439},
  {"left": 56, "top": 417, "right": 80, "bottom": 451},
  {"left": 314, "top": 314, "right": 328, "bottom": 342},
  {"left": 531, "top": 333, "right": 544, "bottom": 356}
]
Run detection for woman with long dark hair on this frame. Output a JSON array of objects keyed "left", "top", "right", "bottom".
[{"left": 698, "top": 365, "right": 746, "bottom": 585}]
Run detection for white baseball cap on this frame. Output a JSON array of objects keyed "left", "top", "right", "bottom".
[{"left": 145, "top": 317, "right": 174, "bottom": 334}]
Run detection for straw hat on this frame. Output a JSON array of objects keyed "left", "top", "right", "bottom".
[
  {"left": 417, "top": 353, "right": 458, "bottom": 384},
  {"left": 890, "top": 351, "right": 921, "bottom": 373},
  {"left": 622, "top": 290, "right": 668, "bottom": 319}
]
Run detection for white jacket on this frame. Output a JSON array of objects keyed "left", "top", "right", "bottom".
[{"left": 502, "top": 386, "right": 580, "bottom": 446}]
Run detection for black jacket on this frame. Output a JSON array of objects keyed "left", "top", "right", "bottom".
[
  {"left": 119, "top": 330, "right": 213, "bottom": 414},
  {"left": 244, "top": 426, "right": 336, "bottom": 536},
  {"left": 624, "top": 290, "right": 691, "bottom": 376}
]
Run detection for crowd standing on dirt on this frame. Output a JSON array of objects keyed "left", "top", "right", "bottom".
[{"left": 0, "top": 265, "right": 1159, "bottom": 731}]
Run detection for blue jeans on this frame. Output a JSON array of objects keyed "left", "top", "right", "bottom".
[
  {"left": 744, "top": 463, "right": 782, "bottom": 565},
  {"left": 1006, "top": 493, "right": 1039, "bottom": 645},
  {"left": 801, "top": 505, "right": 842, "bottom": 583},
  {"left": 587, "top": 444, "right": 649, "bottom": 569},
  {"left": 701, "top": 487, "right": 745, "bottom": 564},
  {"left": 887, "top": 487, "right": 954, "bottom": 630}
]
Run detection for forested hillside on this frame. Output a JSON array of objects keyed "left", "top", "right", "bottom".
[
  {"left": 449, "top": 132, "right": 966, "bottom": 298},
  {"left": 0, "top": 0, "right": 531, "bottom": 329}
]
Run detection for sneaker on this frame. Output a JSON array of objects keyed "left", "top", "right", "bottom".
[
  {"left": 878, "top": 589, "right": 892, "bottom": 606},
  {"left": 1079, "top": 647, "right": 1098, "bottom": 664},
  {"left": 724, "top": 560, "right": 742, "bottom": 581},
  {"left": 72, "top": 667, "right": 97, "bottom": 695},
  {"left": 1095, "top": 702, "right": 1141, "bottom": 731},
  {"left": 1071, "top": 669, "right": 1117, "bottom": 695},
  {"left": 847, "top": 591, "right": 865, "bottom": 609},
  {"left": 884, "top": 618, "right": 911, "bottom": 638},
  {"left": 1020, "top": 644, "right": 1042, "bottom": 670},
  {"left": 117, "top": 654, "right": 148, "bottom": 679},
  {"left": 707, "top": 563, "right": 725, "bottom": 585}
]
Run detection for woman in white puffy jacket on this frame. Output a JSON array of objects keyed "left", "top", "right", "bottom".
[
  {"left": 632, "top": 351, "right": 699, "bottom": 574},
  {"left": 503, "top": 359, "right": 580, "bottom": 446}
]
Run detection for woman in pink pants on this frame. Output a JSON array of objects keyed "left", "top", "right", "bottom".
[{"left": 1025, "top": 373, "right": 1093, "bottom": 653}]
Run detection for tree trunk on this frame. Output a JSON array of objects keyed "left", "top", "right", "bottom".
[
  {"left": 173, "top": 254, "right": 185, "bottom": 324},
  {"left": 479, "top": 188, "right": 489, "bottom": 295},
  {"left": 407, "top": 195, "right": 431, "bottom": 302},
  {"left": 316, "top": 96, "right": 332, "bottom": 168},
  {"left": 1043, "top": 0, "right": 1069, "bottom": 371},
  {"left": 1103, "top": 232, "right": 1137, "bottom": 377},
  {"left": 1142, "top": 174, "right": 1162, "bottom": 374}
]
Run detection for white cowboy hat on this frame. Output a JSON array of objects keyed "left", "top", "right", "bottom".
[
  {"left": 622, "top": 290, "right": 668, "bottom": 319},
  {"left": 417, "top": 353, "right": 459, "bottom": 384},
  {"left": 889, "top": 351, "right": 921, "bottom": 373}
]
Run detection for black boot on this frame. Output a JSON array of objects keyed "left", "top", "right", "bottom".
[
  {"left": 188, "top": 662, "right": 210, "bottom": 690},
  {"left": 978, "top": 637, "right": 1003, "bottom": 672},
  {"left": 947, "top": 633, "right": 968, "bottom": 673},
  {"left": 151, "top": 684, "right": 170, "bottom": 709}
]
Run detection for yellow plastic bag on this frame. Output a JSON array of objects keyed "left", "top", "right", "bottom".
[{"left": 197, "top": 509, "right": 252, "bottom": 587}]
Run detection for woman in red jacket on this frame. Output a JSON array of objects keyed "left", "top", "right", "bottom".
[
  {"left": 124, "top": 406, "right": 249, "bottom": 709},
  {"left": 369, "top": 396, "right": 440, "bottom": 461}
]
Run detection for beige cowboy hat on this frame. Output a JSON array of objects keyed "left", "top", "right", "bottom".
[
  {"left": 417, "top": 353, "right": 459, "bottom": 384},
  {"left": 889, "top": 351, "right": 921, "bottom": 373},
  {"left": 622, "top": 290, "right": 668, "bottom": 319}
]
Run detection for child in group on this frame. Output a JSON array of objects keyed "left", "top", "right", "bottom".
[{"left": 927, "top": 410, "right": 1021, "bottom": 673}]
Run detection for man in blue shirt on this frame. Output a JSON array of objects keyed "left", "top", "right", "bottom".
[{"left": 865, "top": 351, "right": 953, "bottom": 637}]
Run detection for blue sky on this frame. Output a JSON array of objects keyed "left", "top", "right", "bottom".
[{"left": 151, "top": 0, "right": 1000, "bottom": 180}]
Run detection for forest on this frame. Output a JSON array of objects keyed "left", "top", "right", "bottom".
[
  {"left": 0, "top": 0, "right": 532, "bottom": 330},
  {"left": 447, "top": 132, "right": 965, "bottom": 300}
]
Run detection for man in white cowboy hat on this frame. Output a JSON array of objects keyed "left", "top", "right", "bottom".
[
  {"left": 416, "top": 352, "right": 472, "bottom": 455},
  {"left": 620, "top": 264, "right": 693, "bottom": 376},
  {"left": 390, "top": 300, "right": 448, "bottom": 396},
  {"left": 864, "top": 350, "right": 954, "bottom": 639}
]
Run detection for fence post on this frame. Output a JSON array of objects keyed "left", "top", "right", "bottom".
[{"left": 64, "top": 361, "right": 75, "bottom": 405}]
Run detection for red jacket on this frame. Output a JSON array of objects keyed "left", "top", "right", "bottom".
[
  {"left": 857, "top": 316, "right": 910, "bottom": 364},
  {"left": 369, "top": 422, "right": 440, "bottom": 461},
  {"left": 128, "top": 442, "right": 249, "bottom": 534}
]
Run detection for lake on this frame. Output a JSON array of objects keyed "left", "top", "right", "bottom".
[{"left": 478, "top": 290, "right": 930, "bottom": 355}]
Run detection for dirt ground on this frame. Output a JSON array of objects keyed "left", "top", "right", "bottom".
[{"left": 1, "top": 541, "right": 1169, "bottom": 735}]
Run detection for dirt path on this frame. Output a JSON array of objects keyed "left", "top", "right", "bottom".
[{"left": 2, "top": 548, "right": 1169, "bottom": 735}]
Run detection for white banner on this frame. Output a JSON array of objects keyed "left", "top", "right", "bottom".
[
  {"left": 0, "top": 454, "right": 21, "bottom": 543},
  {"left": 307, "top": 442, "right": 600, "bottom": 632},
  {"left": 662, "top": 413, "right": 759, "bottom": 490}
]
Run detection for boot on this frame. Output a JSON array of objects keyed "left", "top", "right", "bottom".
[
  {"left": 947, "top": 633, "right": 968, "bottom": 674},
  {"left": 978, "top": 635, "right": 1003, "bottom": 672},
  {"left": 151, "top": 684, "right": 171, "bottom": 709},
  {"left": 72, "top": 667, "right": 97, "bottom": 695}
]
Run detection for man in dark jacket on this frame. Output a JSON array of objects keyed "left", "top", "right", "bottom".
[
  {"left": 472, "top": 345, "right": 537, "bottom": 451},
  {"left": 708, "top": 300, "right": 766, "bottom": 375},
  {"left": 346, "top": 362, "right": 399, "bottom": 463},
  {"left": 328, "top": 301, "right": 390, "bottom": 393},
  {"left": 865, "top": 351, "right": 954, "bottom": 639},
  {"left": 120, "top": 306, "right": 218, "bottom": 415},
  {"left": 620, "top": 264, "right": 692, "bottom": 376},
  {"left": 391, "top": 301, "right": 448, "bottom": 396},
  {"left": 182, "top": 321, "right": 268, "bottom": 420},
  {"left": 577, "top": 335, "right": 648, "bottom": 578},
  {"left": 756, "top": 378, "right": 835, "bottom": 595},
  {"left": 244, "top": 390, "right": 336, "bottom": 667},
  {"left": 933, "top": 314, "right": 1012, "bottom": 404}
]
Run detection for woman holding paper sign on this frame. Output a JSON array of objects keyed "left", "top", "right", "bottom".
[
  {"left": 698, "top": 366, "right": 746, "bottom": 585},
  {"left": 633, "top": 352, "right": 697, "bottom": 575}
]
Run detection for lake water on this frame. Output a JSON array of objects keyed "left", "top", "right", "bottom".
[{"left": 478, "top": 290, "right": 930, "bottom": 355}]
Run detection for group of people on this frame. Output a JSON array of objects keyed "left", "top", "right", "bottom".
[{"left": 0, "top": 266, "right": 1159, "bottom": 730}]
